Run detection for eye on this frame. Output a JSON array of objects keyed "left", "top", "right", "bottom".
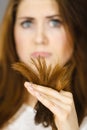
[
  {"left": 21, "top": 20, "right": 33, "bottom": 28},
  {"left": 49, "top": 19, "right": 62, "bottom": 28}
]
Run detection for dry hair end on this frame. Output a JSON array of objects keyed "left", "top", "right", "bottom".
[{"left": 12, "top": 57, "right": 75, "bottom": 130}]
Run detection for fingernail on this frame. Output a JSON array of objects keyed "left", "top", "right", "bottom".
[{"left": 24, "top": 82, "right": 33, "bottom": 90}]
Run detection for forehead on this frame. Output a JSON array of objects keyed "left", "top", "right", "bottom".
[{"left": 17, "top": 0, "right": 59, "bottom": 17}]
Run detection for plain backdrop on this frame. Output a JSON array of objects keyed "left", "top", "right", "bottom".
[{"left": 0, "top": 0, "right": 9, "bottom": 23}]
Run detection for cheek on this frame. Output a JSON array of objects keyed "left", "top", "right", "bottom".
[
  {"left": 14, "top": 26, "right": 32, "bottom": 51},
  {"left": 59, "top": 37, "right": 73, "bottom": 65},
  {"left": 50, "top": 29, "right": 73, "bottom": 65},
  {"left": 14, "top": 27, "right": 35, "bottom": 65},
  {"left": 14, "top": 28, "right": 23, "bottom": 48},
  {"left": 14, "top": 29, "right": 28, "bottom": 61}
]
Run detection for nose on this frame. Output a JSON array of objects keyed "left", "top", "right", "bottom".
[{"left": 34, "top": 25, "right": 48, "bottom": 45}]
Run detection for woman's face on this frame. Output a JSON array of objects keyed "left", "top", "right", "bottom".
[{"left": 14, "top": 0, "right": 73, "bottom": 68}]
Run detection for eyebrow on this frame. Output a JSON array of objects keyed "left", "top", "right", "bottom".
[
  {"left": 17, "top": 14, "right": 61, "bottom": 20},
  {"left": 46, "top": 14, "right": 61, "bottom": 19}
]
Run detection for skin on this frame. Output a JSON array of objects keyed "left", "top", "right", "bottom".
[
  {"left": 14, "top": 0, "right": 73, "bottom": 67},
  {"left": 14, "top": 0, "right": 79, "bottom": 129}
]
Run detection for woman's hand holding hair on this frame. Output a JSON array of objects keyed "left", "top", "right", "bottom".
[
  {"left": 13, "top": 58, "right": 79, "bottom": 129},
  {"left": 24, "top": 82, "right": 79, "bottom": 130}
]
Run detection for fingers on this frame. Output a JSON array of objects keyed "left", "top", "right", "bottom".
[
  {"left": 24, "top": 82, "right": 79, "bottom": 130},
  {"left": 24, "top": 82, "right": 73, "bottom": 105},
  {"left": 60, "top": 90, "right": 73, "bottom": 98},
  {"left": 37, "top": 92, "right": 73, "bottom": 112},
  {"left": 34, "top": 92, "right": 66, "bottom": 117},
  {"left": 24, "top": 85, "right": 66, "bottom": 117},
  {"left": 24, "top": 81, "right": 75, "bottom": 122}
]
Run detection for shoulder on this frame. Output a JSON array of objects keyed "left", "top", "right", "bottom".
[
  {"left": 1, "top": 104, "right": 52, "bottom": 130},
  {"left": 80, "top": 116, "right": 87, "bottom": 130}
]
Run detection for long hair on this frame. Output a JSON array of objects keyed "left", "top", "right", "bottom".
[
  {"left": 0, "top": 0, "right": 87, "bottom": 128},
  {"left": 0, "top": 0, "right": 28, "bottom": 127}
]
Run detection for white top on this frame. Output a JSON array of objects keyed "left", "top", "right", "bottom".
[
  {"left": 1, "top": 104, "right": 87, "bottom": 130},
  {"left": 80, "top": 116, "right": 87, "bottom": 130}
]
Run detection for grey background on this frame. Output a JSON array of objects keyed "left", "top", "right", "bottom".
[{"left": 0, "top": 0, "right": 9, "bottom": 23}]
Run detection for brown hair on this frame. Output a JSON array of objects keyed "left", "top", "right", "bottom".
[
  {"left": 12, "top": 57, "right": 75, "bottom": 130},
  {"left": 0, "top": 0, "right": 87, "bottom": 128}
]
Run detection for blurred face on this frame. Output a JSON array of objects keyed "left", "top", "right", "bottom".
[{"left": 14, "top": 0, "right": 73, "bottom": 68}]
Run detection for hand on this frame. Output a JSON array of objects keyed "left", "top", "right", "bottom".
[{"left": 24, "top": 82, "right": 79, "bottom": 130}]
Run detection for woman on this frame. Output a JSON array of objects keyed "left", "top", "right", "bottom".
[{"left": 0, "top": 0, "right": 87, "bottom": 130}]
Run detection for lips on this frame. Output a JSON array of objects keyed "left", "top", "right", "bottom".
[{"left": 31, "top": 51, "right": 52, "bottom": 58}]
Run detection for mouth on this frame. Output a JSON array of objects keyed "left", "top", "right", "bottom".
[{"left": 31, "top": 51, "right": 52, "bottom": 58}]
